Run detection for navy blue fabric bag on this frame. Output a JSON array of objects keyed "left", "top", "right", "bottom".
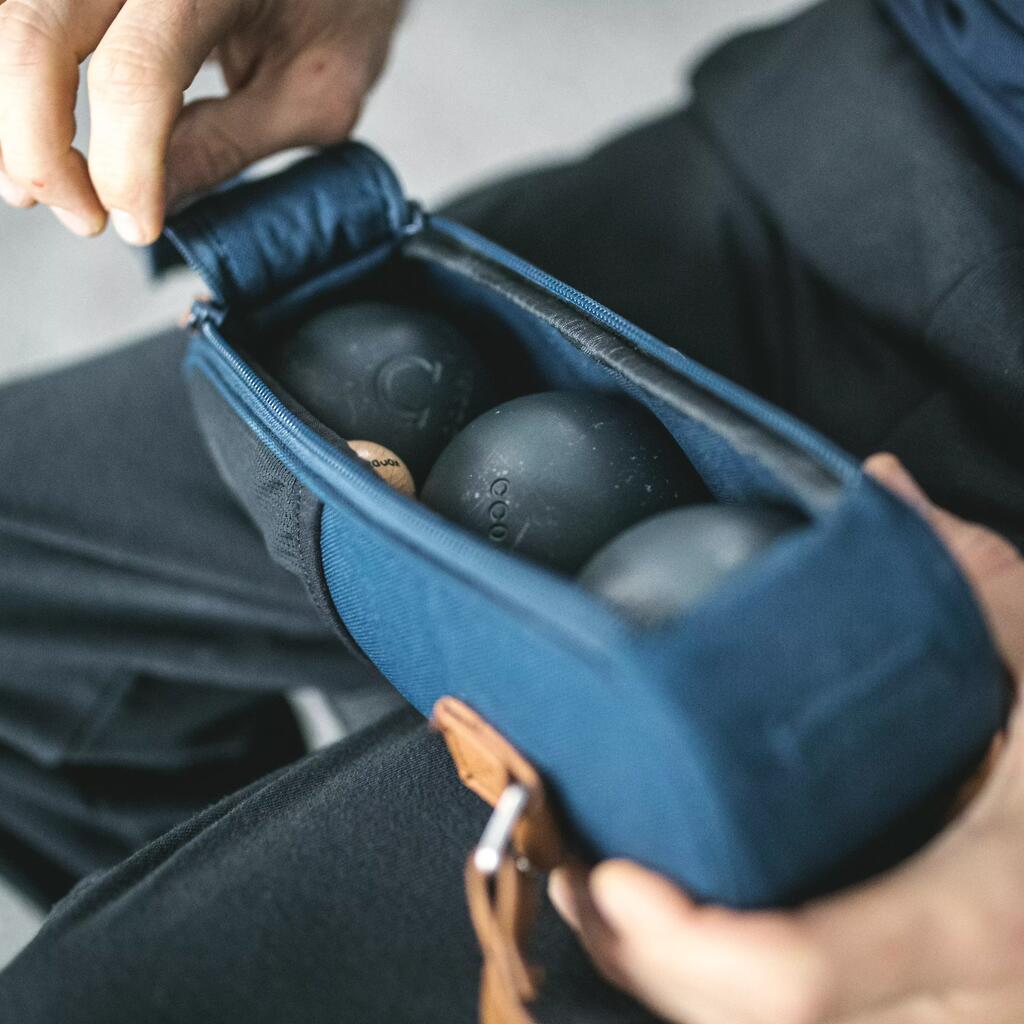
[{"left": 166, "top": 142, "right": 1006, "bottom": 909}]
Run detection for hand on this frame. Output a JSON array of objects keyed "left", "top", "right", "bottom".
[
  {"left": 0, "top": 0, "right": 404, "bottom": 243},
  {"left": 550, "top": 454, "right": 1024, "bottom": 1024}
]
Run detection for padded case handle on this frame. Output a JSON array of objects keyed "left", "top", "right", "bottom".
[{"left": 165, "top": 142, "right": 415, "bottom": 314}]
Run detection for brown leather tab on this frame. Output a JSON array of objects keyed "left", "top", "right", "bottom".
[
  {"left": 433, "top": 697, "right": 567, "bottom": 1024},
  {"left": 467, "top": 857, "right": 539, "bottom": 1024},
  {"left": 434, "top": 696, "right": 562, "bottom": 871}
]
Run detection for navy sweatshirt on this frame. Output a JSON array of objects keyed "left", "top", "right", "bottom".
[{"left": 885, "top": 0, "right": 1024, "bottom": 185}]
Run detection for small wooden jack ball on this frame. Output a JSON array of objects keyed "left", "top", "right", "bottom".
[{"left": 348, "top": 440, "right": 416, "bottom": 497}]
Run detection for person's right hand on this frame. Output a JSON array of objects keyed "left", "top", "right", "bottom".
[
  {"left": 0, "top": 0, "right": 405, "bottom": 243},
  {"left": 550, "top": 455, "right": 1024, "bottom": 1024}
]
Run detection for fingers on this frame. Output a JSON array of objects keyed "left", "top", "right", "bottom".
[
  {"left": 959, "top": 704, "right": 1024, "bottom": 832},
  {"left": 548, "top": 864, "right": 624, "bottom": 983},
  {"left": 798, "top": 805, "right": 1024, "bottom": 1021},
  {"left": 865, "top": 453, "right": 1024, "bottom": 679},
  {"left": 86, "top": 0, "right": 243, "bottom": 244},
  {"left": 547, "top": 866, "right": 581, "bottom": 929},
  {"left": 547, "top": 462, "right": 1024, "bottom": 1024},
  {"left": 550, "top": 861, "right": 829, "bottom": 1024},
  {"left": 0, "top": 146, "right": 35, "bottom": 207},
  {"left": 839, "top": 985, "right": 1024, "bottom": 1024},
  {"left": 0, "top": 0, "right": 397, "bottom": 240},
  {"left": 863, "top": 453, "right": 1019, "bottom": 578},
  {"left": 862, "top": 453, "right": 931, "bottom": 515},
  {"left": 553, "top": 853, "right": 1024, "bottom": 1024},
  {"left": 163, "top": 52, "right": 367, "bottom": 210},
  {"left": 0, "top": 0, "right": 117, "bottom": 233},
  {"left": 862, "top": 452, "right": 975, "bottom": 559}
]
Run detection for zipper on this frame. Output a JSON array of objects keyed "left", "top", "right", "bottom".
[
  {"left": 425, "top": 216, "right": 858, "bottom": 486},
  {"left": 186, "top": 326, "right": 629, "bottom": 661},
  {"left": 174, "top": 159, "right": 849, "bottom": 491},
  {"left": 179, "top": 161, "right": 852, "bottom": 655}
]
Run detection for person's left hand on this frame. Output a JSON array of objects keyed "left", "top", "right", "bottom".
[
  {"left": 0, "top": 0, "right": 405, "bottom": 243},
  {"left": 549, "top": 454, "right": 1024, "bottom": 1024}
]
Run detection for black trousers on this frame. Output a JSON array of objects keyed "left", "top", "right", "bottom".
[
  {"left": 2, "top": 2, "right": 1022, "bottom": 1019},
  {"left": 0, "top": 334, "right": 652, "bottom": 1023}
]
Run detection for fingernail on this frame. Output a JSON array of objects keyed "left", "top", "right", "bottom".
[
  {"left": 0, "top": 171, "right": 33, "bottom": 208},
  {"left": 548, "top": 869, "right": 581, "bottom": 931},
  {"left": 589, "top": 861, "right": 655, "bottom": 935},
  {"left": 587, "top": 869, "right": 623, "bottom": 924},
  {"left": 52, "top": 206, "right": 98, "bottom": 237},
  {"left": 110, "top": 209, "right": 145, "bottom": 246}
]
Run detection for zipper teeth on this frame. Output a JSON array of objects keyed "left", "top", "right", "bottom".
[
  {"left": 189, "top": 328, "right": 624, "bottom": 655},
  {"left": 429, "top": 218, "right": 857, "bottom": 483}
]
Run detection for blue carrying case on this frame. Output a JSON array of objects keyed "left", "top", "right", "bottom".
[{"left": 167, "top": 142, "right": 1006, "bottom": 909}]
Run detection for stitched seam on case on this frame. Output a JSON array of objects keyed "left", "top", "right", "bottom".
[
  {"left": 299, "top": 489, "right": 366, "bottom": 657},
  {"left": 769, "top": 635, "right": 925, "bottom": 762}
]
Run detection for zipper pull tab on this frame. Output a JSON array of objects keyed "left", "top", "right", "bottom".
[{"left": 184, "top": 296, "right": 228, "bottom": 332}]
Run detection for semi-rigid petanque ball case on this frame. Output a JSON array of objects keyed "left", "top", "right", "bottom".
[{"left": 165, "top": 142, "right": 1007, "bottom": 909}]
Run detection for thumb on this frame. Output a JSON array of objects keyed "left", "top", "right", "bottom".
[
  {"left": 585, "top": 861, "right": 829, "bottom": 1024},
  {"left": 165, "top": 78, "right": 363, "bottom": 210}
]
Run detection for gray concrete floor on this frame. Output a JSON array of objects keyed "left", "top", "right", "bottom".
[{"left": 0, "top": 0, "right": 803, "bottom": 972}]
